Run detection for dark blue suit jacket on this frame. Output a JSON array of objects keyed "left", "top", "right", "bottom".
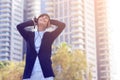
[{"left": 17, "top": 19, "right": 65, "bottom": 79}]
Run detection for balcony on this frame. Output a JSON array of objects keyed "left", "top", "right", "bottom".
[
  {"left": 45, "top": 2, "right": 53, "bottom": 6},
  {"left": 0, "top": 38, "right": 10, "bottom": 42},
  {"left": 0, "top": 27, "right": 10, "bottom": 31},
  {"left": 71, "top": 22, "right": 80, "bottom": 27},
  {"left": 0, "top": 4, "right": 11, "bottom": 8},
  {"left": 1, "top": 8, "right": 11, "bottom": 12},
  {"left": 0, "top": 13, "right": 11, "bottom": 17},
  {"left": 71, "top": 6, "right": 79, "bottom": 11},
  {"left": 72, "top": 39, "right": 85, "bottom": 45},
  {"left": 72, "top": 44, "right": 85, "bottom": 50},
  {"left": 45, "top": 7, "right": 53, "bottom": 12},
  {"left": 0, "top": 58, "right": 9, "bottom": 61},
  {"left": 0, "top": 33, "right": 10, "bottom": 37},
  {"left": 71, "top": 5, "right": 83, "bottom": 11},
  {"left": 0, "top": 43, "right": 10, "bottom": 47},
  {"left": 0, "top": 18, "right": 10, "bottom": 23},
  {"left": 71, "top": 1, "right": 81, "bottom": 5},
  {"left": 0, "top": 53, "right": 9, "bottom": 57},
  {"left": 72, "top": 33, "right": 84, "bottom": 40},
  {"left": 47, "top": 12, "right": 54, "bottom": 17},
  {"left": 71, "top": 17, "right": 79, "bottom": 22},
  {"left": 0, "top": 48, "right": 9, "bottom": 52},
  {"left": 0, "top": 0, "right": 11, "bottom": 3},
  {"left": 71, "top": 12, "right": 80, "bottom": 16}
]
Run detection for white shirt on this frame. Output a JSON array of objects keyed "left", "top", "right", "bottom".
[{"left": 32, "top": 31, "right": 45, "bottom": 73}]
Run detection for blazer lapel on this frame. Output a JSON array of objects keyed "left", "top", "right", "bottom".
[
  {"left": 38, "top": 32, "right": 46, "bottom": 54},
  {"left": 30, "top": 32, "right": 37, "bottom": 54}
]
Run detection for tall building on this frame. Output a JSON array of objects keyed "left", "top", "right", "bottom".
[
  {"left": 24, "top": 0, "right": 47, "bottom": 21},
  {"left": 24, "top": 0, "right": 40, "bottom": 21},
  {"left": 46, "top": 0, "right": 97, "bottom": 80},
  {"left": 0, "top": 0, "right": 24, "bottom": 61},
  {"left": 95, "top": 0, "right": 110, "bottom": 80}
]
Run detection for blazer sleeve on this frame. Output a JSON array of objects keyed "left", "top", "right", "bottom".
[
  {"left": 17, "top": 20, "right": 34, "bottom": 41},
  {"left": 50, "top": 19, "right": 66, "bottom": 41}
]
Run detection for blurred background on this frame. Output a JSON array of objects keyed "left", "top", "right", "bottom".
[{"left": 0, "top": 0, "right": 120, "bottom": 80}]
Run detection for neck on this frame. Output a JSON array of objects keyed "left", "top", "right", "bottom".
[
  {"left": 37, "top": 29, "right": 44, "bottom": 32},
  {"left": 37, "top": 29, "right": 45, "bottom": 32}
]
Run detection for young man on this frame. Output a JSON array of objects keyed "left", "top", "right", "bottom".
[{"left": 17, "top": 13, "right": 65, "bottom": 80}]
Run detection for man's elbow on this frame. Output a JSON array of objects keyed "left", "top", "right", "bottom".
[{"left": 16, "top": 23, "right": 22, "bottom": 31}]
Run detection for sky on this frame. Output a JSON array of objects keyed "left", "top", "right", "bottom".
[{"left": 107, "top": 0, "right": 120, "bottom": 79}]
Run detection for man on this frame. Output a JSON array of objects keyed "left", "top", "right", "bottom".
[{"left": 17, "top": 13, "right": 65, "bottom": 80}]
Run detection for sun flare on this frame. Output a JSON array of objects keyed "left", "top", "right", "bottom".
[{"left": 108, "top": 0, "right": 120, "bottom": 79}]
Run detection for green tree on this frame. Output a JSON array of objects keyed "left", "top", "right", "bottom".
[
  {"left": 52, "top": 42, "right": 91, "bottom": 80},
  {"left": 0, "top": 43, "right": 92, "bottom": 80},
  {"left": 0, "top": 61, "right": 9, "bottom": 69},
  {"left": 0, "top": 61, "right": 24, "bottom": 80}
]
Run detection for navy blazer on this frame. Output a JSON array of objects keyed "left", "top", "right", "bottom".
[{"left": 17, "top": 19, "right": 65, "bottom": 79}]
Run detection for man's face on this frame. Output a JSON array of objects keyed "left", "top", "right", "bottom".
[{"left": 37, "top": 15, "right": 50, "bottom": 28}]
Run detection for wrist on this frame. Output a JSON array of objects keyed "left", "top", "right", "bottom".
[
  {"left": 32, "top": 18, "right": 37, "bottom": 25},
  {"left": 32, "top": 16, "right": 38, "bottom": 24}
]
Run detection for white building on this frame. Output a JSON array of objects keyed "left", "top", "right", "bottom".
[
  {"left": 46, "top": 0, "right": 97, "bottom": 80},
  {"left": 24, "top": 0, "right": 47, "bottom": 21},
  {"left": 0, "top": 0, "right": 24, "bottom": 61},
  {"left": 95, "top": 0, "right": 111, "bottom": 80}
]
